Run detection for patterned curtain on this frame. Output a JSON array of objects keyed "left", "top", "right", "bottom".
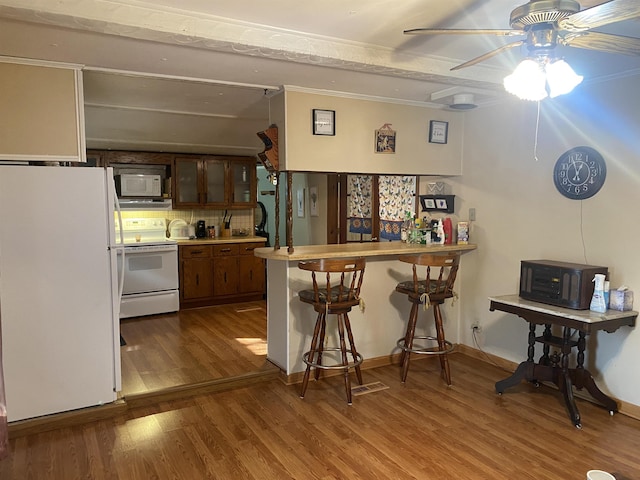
[
  {"left": 379, "top": 175, "right": 415, "bottom": 240},
  {"left": 0, "top": 317, "right": 8, "bottom": 460},
  {"left": 348, "top": 175, "right": 372, "bottom": 234}
]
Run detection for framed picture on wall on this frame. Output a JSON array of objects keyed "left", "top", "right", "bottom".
[
  {"left": 429, "top": 120, "right": 448, "bottom": 144},
  {"left": 375, "top": 128, "right": 396, "bottom": 153},
  {"left": 297, "top": 189, "right": 305, "bottom": 217},
  {"left": 312, "top": 109, "right": 335, "bottom": 136},
  {"left": 309, "top": 186, "right": 319, "bottom": 216},
  {"left": 419, "top": 195, "right": 455, "bottom": 213}
]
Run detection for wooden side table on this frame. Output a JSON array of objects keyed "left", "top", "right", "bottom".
[{"left": 489, "top": 295, "right": 637, "bottom": 428}]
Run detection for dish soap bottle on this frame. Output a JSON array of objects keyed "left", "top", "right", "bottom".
[{"left": 590, "top": 274, "right": 607, "bottom": 313}]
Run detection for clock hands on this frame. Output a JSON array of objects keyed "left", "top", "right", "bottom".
[{"left": 572, "top": 161, "right": 584, "bottom": 182}]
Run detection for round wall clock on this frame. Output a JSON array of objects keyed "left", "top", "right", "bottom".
[{"left": 553, "top": 146, "right": 606, "bottom": 200}]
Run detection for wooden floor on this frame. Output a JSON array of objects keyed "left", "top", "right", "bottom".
[
  {"left": 2, "top": 352, "right": 640, "bottom": 479},
  {"left": 120, "top": 301, "right": 270, "bottom": 395}
]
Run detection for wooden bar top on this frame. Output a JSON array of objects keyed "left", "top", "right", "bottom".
[
  {"left": 176, "top": 236, "right": 267, "bottom": 246},
  {"left": 254, "top": 242, "right": 477, "bottom": 261}
]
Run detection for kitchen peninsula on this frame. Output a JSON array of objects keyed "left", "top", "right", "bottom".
[{"left": 255, "top": 242, "right": 477, "bottom": 380}]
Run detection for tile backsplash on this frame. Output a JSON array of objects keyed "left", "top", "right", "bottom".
[{"left": 120, "top": 208, "right": 253, "bottom": 232}]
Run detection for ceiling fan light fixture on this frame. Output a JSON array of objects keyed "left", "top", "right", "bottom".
[
  {"left": 545, "top": 59, "right": 583, "bottom": 98},
  {"left": 504, "top": 59, "right": 548, "bottom": 101}
]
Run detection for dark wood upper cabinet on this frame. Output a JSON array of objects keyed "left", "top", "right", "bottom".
[{"left": 173, "top": 155, "right": 256, "bottom": 209}]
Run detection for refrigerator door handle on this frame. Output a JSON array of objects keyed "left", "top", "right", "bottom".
[{"left": 108, "top": 170, "right": 126, "bottom": 301}]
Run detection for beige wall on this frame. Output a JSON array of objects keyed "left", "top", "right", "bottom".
[
  {"left": 280, "top": 88, "right": 463, "bottom": 175},
  {"left": 453, "top": 75, "right": 640, "bottom": 409},
  {"left": 278, "top": 77, "right": 640, "bottom": 410}
]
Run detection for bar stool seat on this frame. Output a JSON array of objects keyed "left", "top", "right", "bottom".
[
  {"left": 297, "top": 257, "right": 366, "bottom": 404},
  {"left": 395, "top": 252, "right": 460, "bottom": 385}
]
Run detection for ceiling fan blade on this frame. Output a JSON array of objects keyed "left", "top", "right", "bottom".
[
  {"left": 562, "top": 31, "right": 640, "bottom": 56},
  {"left": 404, "top": 28, "right": 523, "bottom": 37},
  {"left": 450, "top": 41, "right": 524, "bottom": 71},
  {"left": 559, "top": 0, "right": 640, "bottom": 32}
]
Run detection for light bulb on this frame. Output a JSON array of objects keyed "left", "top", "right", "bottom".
[
  {"left": 504, "top": 59, "right": 548, "bottom": 101},
  {"left": 546, "top": 59, "right": 583, "bottom": 98}
]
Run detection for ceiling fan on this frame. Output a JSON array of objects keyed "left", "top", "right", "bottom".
[{"left": 404, "top": 0, "right": 640, "bottom": 71}]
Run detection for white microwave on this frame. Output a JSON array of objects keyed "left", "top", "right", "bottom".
[{"left": 115, "top": 174, "right": 162, "bottom": 197}]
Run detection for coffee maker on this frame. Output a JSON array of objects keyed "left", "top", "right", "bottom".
[{"left": 195, "top": 220, "right": 207, "bottom": 238}]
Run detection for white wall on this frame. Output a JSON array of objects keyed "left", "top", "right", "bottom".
[{"left": 453, "top": 75, "right": 640, "bottom": 407}]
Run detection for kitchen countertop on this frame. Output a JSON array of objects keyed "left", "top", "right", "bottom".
[
  {"left": 255, "top": 242, "right": 476, "bottom": 261},
  {"left": 176, "top": 236, "right": 267, "bottom": 246}
]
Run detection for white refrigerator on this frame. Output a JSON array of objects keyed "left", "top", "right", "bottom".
[{"left": 0, "top": 165, "right": 123, "bottom": 422}]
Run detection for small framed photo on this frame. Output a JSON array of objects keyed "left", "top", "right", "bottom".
[
  {"left": 312, "top": 109, "right": 335, "bottom": 136},
  {"left": 297, "top": 189, "right": 305, "bottom": 217},
  {"left": 420, "top": 194, "right": 454, "bottom": 213},
  {"left": 309, "top": 186, "right": 319, "bottom": 216},
  {"left": 429, "top": 120, "right": 448, "bottom": 144},
  {"left": 375, "top": 128, "right": 396, "bottom": 153}
]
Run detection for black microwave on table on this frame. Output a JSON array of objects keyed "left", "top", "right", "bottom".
[{"left": 519, "top": 260, "right": 608, "bottom": 310}]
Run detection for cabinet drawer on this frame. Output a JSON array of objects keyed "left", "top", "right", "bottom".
[
  {"left": 213, "top": 244, "right": 239, "bottom": 257},
  {"left": 180, "top": 245, "right": 213, "bottom": 259},
  {"left": 239, "top": 242, "right": 263, "bottom": 255}
]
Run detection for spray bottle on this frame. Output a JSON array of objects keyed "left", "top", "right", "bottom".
[{"left": 590, "top": 274, "right": 607, "bottom": 313}]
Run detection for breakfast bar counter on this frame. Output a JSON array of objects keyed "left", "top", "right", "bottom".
[
  {"left": 256, "top": 242, "right": 476, "bottom": 378},
  {"left": 254, "top": 241, "right": 476, "bottom": 261}
]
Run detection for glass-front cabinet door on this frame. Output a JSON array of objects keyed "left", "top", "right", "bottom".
[
  {"left": 173, "top": 155, "right": 256, "bottom": 208},
  {"left": 204, "top": 158, "right": 226, "bottom": 205},
  {"left": 174, "top": 157, "right": 200, "bottom": 205},
  {"left": 231, "top": 160, "right": 256, "bottom": 206}
]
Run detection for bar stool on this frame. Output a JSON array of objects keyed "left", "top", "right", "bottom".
[
  {"left": 297, "top": 257, "right": 366, "bottom": 404},
  {"left": 395, "top": 252, "right": 460, "bottom": 385}
]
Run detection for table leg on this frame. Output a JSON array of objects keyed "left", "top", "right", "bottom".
[
  {"left": 538, "top": 324, "right": 552, "bottom": 366},
  {"left": 496, "top": 322, "right": 539, "bottom": 393},
  {"left": 569, "top": 332, "right": 618, "bottom": 413},
  {"left": 559, "top": 327, "right": 581, "bottom": 428}
]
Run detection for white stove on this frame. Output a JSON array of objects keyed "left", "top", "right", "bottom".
[{"left": 115, "top": 218, "right": 179, "bottom": 319}]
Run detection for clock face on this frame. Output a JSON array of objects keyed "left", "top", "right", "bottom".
[{"left": 553, "top": 146, "right": 606, "bottom": 200}]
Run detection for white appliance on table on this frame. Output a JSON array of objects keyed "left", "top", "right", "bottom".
[
  {"left": 0, "top": 165, "right": 123, "bottom": 422},
  {"left": 116, "top": 217, "right": 179, "bottom": 319}
]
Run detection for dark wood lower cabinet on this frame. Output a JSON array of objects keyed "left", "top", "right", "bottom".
[{"left": 179, "top": 242, "right": 265, "bottom": 309}]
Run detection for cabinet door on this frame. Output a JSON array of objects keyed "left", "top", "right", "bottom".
[
  {"left": 238, "top": 255, "right": 265, "bottom": 294},
  {"left": 230, "top": 160, "right": 256, "bottom": 206},
  {"left": 174, "top": 157, "right": 201, "bottom": 206},
  {"left": 204, "top": 158, "right": 226, "bottom": 205},
  {"left": 0, "top": 61, "right": 84, "bottom": 162},
  {"left": 213, "top": 256, "right": 239, "bottom": 296},
  {"left": 181, "top": 258, "right": 214, "bottom": 300}
]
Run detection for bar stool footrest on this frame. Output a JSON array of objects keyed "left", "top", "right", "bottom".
[
  {"left": 397, "top": 336, "right": 454, "bottom": 355},
  {"left": 303, "top": 347, "right": 363, "bottom": 371}
]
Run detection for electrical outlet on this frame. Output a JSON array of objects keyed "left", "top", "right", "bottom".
[
  {"left": 471, "top": 322, "right": 482, "bottom": 333},
  {"left": 469, "top": 208, "right": 476, "bottom": 221}
]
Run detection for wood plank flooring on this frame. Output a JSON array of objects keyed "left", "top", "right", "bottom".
[
  {"left": 2, "top": 353, "right": 640, "bottom": 479},
  {"left": 119, "top": 301, "right": 269, "bottom": 395}
]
